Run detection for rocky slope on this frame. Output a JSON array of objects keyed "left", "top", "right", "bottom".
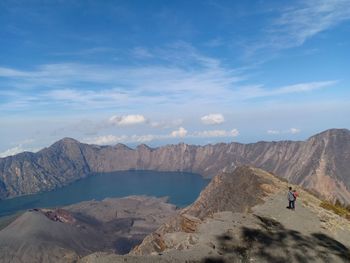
[
  {"left": 0, "top": 196, "right": 177, "bottom": 263},
  {"left": 80, "top": 167, "right": 350, "bottom": 263},
  {"left": 0, "top": 128, "right": 349, "bottom": 203},
  {"left": 130, "top": 166, "right": 281, "bottom": 256}
]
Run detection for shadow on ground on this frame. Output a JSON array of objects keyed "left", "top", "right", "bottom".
[{"left": 203, "top": 215, "right": 350, "bottom": 263}]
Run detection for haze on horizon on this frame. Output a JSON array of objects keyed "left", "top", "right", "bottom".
[{"left": 0, "top": 0, "right": 349, "bottom": 157}]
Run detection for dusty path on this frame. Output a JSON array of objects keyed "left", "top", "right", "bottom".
[
  {"left": 254, "top": 190, "right": 350, "bottom": 247},
  {"left": 240, "top": 190, "right": 350, "bottom": 263},
  {"left": 253, "top": 191, "right": 323, "bottom": 234}
]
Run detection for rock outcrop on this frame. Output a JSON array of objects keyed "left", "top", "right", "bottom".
[
  {"left": 0, "top": 129, "right": 349, "bottom": 203},
  {"left": 182, "top": 166, "right": 278, "bottom": 219},
  {"left": 131, "top": 166, "right": 279, "bottom": 255}
]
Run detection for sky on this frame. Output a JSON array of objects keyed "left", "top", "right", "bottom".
[{"left": 0, "top": 0, "right": 350, "bottom": 157}]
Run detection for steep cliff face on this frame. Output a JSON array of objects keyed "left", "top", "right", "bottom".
[
  {"left": 0, "top": 138, "right": 91, "bottom": 199},
  {"left": 181, "top": 166, "right": 278, "bottom": 219},
  {"left": 0, "top": 129, "right": 349, "bottom": 202},
  {"left": 130, "top": 166, "right": 277, "bottom": 256}
]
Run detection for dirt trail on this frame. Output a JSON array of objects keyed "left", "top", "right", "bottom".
[
  {"left": 253, "top": 191, "right": 323, "bottom": 234},
  {"left": 254, "top": 190, "right": 350, "bottom": 246}
]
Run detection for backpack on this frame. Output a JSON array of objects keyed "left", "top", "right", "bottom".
[{"left": 293, "top": 191, "right": 298, "bottom": 199}]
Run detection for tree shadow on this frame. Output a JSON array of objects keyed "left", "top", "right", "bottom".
[
  {"left": 202, "top": 258, "right": 225, "bottom": 263},
  {"left": 203, "top": 215, "right": 350, "bottom": 263}
]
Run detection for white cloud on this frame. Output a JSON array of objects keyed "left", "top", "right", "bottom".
[
  {"left": 237, "top": 81, "right": 337, "bottom": 100},
  {"left": 84, "top": 127, "right": 241, "bottom": 146},
  {"left": 204, "top": 38, "right": 225, "bottom": 47},
  {"left": 129, "top": 134, "right": 155, "bottom": 143},
  {"left": 171, "top": 127, "right": 188, "bottom": 138},
  {"left": 196, "top": 130, "right": 227, "bottom": 137},
  {"left": 230, "top": 129, "right": 240, "bottom": 137},
  {"left": 85, "top": 134, "right": 156, "bottom": 145},
  {"left": 150, "top": 119, "right": 183, "bottom": 129},
  {"left": 276, "top": 81, "right": 337, "bottom": 94},
  {"left": 0, "top": 138, "right": 38, "bottom": 158},
  {"left": 85, "top": 135, "right": 128, "bottom": 145},
  {"left": 274, "top": 0, "right": 350, "bottom": 48},
  {"left": 289, "top": 128, "right": 301, "bottom": 134},
  {"left": 0, "top": 146, "right": 26, "bottom": 158},
  {"left": 109, "top": 114, "right": 146, "bottom": 126},
  {"left": 83, "top": 127, "right": 240, "bottom": 146},
  {"left": 267, "top": 130, "right": 280, "bottom": 135},
  {"left": 0, "top": 42, "right": 248, "bottom": 113},
  {"left": 132, "top": 47, "right": 153, "bottom": 59},
  {"left": 49, "top": 88, "right": 129, "bottom": 107},
  {"left": 194, "top": 129, "right": 239, "bottom": 138},
  {"left": 53, "top": 47, "right": 116, "bottom": 57},
  {"left": 0, "top": 144, "right": 39, "bottom": 158},
  {"left": 201, "top": 114, "right": 225, "bottom": 125},
  {"left": 267, "top": 128, "right": 301, "bottom": 135},
  {"left": 249, "top": 0, "right": 350, "bottom": 53},
  {"left": 0, "top": 67, "right": 29, "bottom": 77},
  {"left": 0, "top": 41, "right": 336, "bottom": 115}
]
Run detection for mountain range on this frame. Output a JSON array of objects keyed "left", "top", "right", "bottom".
[{"left": 0, "top": 128, "right": 349, "bottom": 203}]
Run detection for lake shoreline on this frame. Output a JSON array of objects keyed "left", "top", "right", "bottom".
[{"left": 0, "top": 170, "right": 209, "bottom": 218}]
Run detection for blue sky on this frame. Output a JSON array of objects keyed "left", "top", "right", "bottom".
[{"left": 0, "top": 0, "right": 349, "bottom": 156}]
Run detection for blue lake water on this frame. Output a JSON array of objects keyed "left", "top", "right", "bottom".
[{"left": 0, "top": 171, "right": 209, "bottom": 217}]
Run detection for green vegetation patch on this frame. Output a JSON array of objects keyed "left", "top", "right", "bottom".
[{"left": 320, "top": 200, "right": 350, "bottom": 220}]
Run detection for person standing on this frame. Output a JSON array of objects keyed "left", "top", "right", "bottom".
[{"left": 287, "top": 187, "right": 295, "bottom": 210}]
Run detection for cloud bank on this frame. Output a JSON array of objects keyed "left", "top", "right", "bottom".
[
  {"left": 201, "top": 114, "right": 225, "bottom": 125},
  {"left": 267, "top": 128, "right": 301, "bottom": 135},
  {"left": 109, "top": 114, "right": 146, "bottom": 126},
  {"left": 84, "top": 127, "right": 239, "bottom": 145},
  {"left": 171, "top": 127, "right": 188, "bottom": 138}
]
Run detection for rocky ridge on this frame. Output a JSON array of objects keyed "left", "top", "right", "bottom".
[
  {"left": 130, "top": 166, "right": 280, "bottom": 256},
  {"left": 80, "top": 166, "right": 350, "bottom": 263},
  {"left": 0, "top": 128, "right": 349, "bottom": 203}
]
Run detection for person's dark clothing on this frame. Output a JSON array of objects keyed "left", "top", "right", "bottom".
[
  {"left": 289, "top": 200, "right": 295, "bottom": 209},
  {"left": 287, "top": 190, "right": 295, "bottom": 210}
]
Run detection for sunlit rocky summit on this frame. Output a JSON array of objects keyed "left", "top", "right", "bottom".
[{"left": 0, "top": 128, "right": 349, "bottom": 204}]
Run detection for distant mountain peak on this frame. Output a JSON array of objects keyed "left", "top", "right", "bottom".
[
  {"left": 308, "top": 128, "right": 350, "bottom": 140},
  {"left": 58, "top": 137, "right": 80, "bottom": 144},
  {"left": 113, "top": 143, "right": 131, "bottom": 150},
  {"left": 137, "top": 144, "right": 152, "bottom": 150},
  {"left": 48, "top": 137, "right": 81, "bottom": 148}
]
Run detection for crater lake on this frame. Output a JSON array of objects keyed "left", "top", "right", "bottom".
[{"left": 0, "top": 170, "right": 209, "bottom": 217}]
